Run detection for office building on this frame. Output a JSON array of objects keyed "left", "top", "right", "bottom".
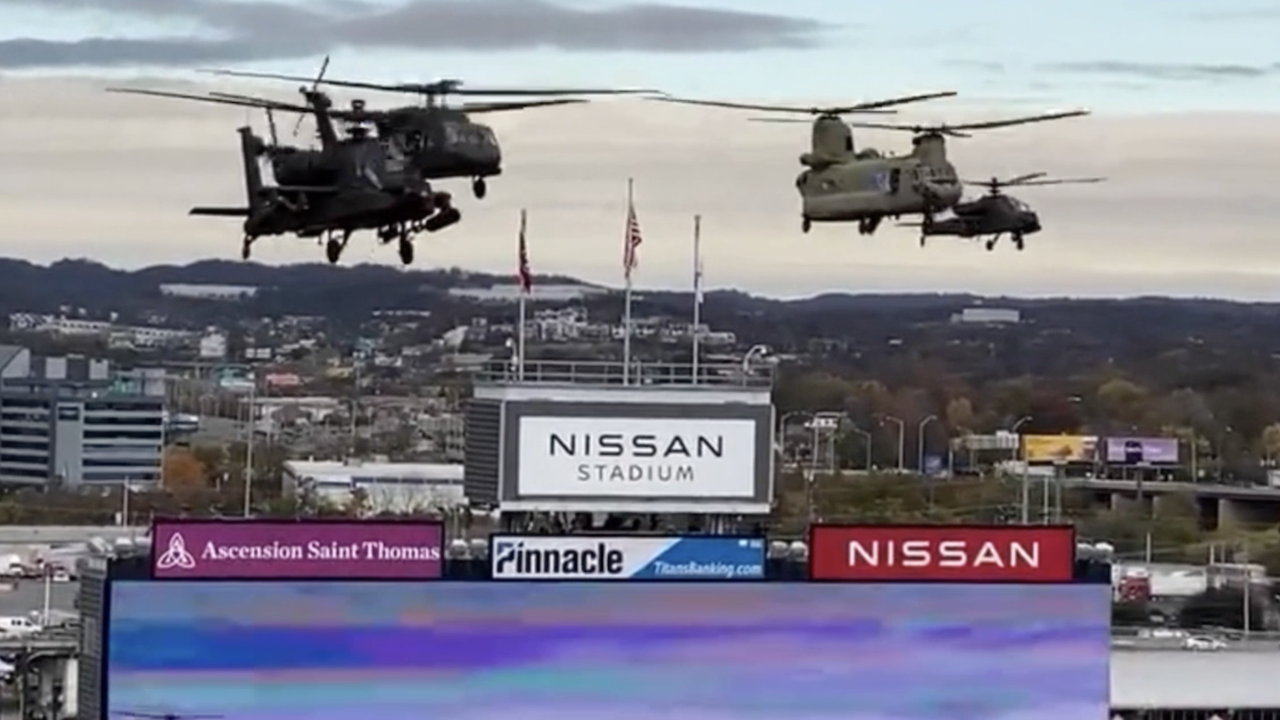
[{"left": 0, "top": 347, "right": 165, "bottom": 487}]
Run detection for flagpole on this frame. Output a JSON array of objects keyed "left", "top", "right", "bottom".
[
  {"left": 622, "top": 178, "right": 635, "bottom": 386},
  {"left": 517, "top": 208, "right": 528, "bottom": 381},
  {"left": 691, "top": 214, "right": 702, "bottom": 385}
]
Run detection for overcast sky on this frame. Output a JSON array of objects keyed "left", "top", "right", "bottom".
[{"left": 3, "top": 0, "right": 1280, "bottom": 298}]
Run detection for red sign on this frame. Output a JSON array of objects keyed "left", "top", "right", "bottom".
[{"left": 809, "top": 525, "right": 1075, "bottom": 582}]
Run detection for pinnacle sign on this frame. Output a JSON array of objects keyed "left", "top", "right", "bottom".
[{"left": 150, "top": 520, "right": 443, "bottom": 579}]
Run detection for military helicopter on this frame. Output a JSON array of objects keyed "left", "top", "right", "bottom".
[
  {"left": 200, "top": 65, "right": 657, "bottom": 200},
  {"left": 106, "top": 85, "right": 458, "bottom": 265},
  {"left": 828, "top": 111, "right": 1090, "bottom": 235},
  {"left": 900, "top": 172, "right": 1105, "bottom": 251}
]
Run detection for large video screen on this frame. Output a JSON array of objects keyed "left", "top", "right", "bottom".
[{"left": 108, "top": 582, "right": 1110, "bottom": 720}]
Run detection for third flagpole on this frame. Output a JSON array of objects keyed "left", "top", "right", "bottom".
[
  {"left": 622, "top": 178, "right": 636, "bottom": 385},
  {"left": 691, "top": 214, "right": 702, "bottom": 385},
  {"left": 517, "top": 209, "right": 528, "bottom": 380}
]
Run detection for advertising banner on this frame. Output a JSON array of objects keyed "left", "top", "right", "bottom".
[
  {"left": 809, "top": 524, "right": 1075, "bottom": 582},
  {"left": 489, "top": 535, "right": 766, "bottom": 580},
  {"left": 515, "top": 416, "right": 758, "bottom": 498},
  {"left": 150, "top": 520, "right": 443, "bottom": 579},
  {"left": 1105, "top": 437, "right": 1178, "bottom": 464},
  {"left": 1022, "top": 435, "right": 1098, "bottom": 463}
]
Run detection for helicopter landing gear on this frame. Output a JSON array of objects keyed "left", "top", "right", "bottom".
[
  {"left": 801, "top": 217, "right": 811, "bottom": 233},
  {"left": 324, "top": 229, "right": 352, "bottom": 265},
  {"left": 1013, "top": 232, "right": 1025, "bottom": 251},
  {"left": 240, "top": 235, "right": 254, "bottom": 261},
  {"left": 919, "top": 234, "right": 926, "bottom": 248},
  {"left": 985, "top": 239, "right": 996, "bottom": 251},
  {"left": 857, "top": 215, "right": 882, "bottom": 236},
  {"left": 472, "top": 177, "right": 487, "bottom": 200},
  {"left": 398, "top": 237, "right": 414, "bottom": 265}
]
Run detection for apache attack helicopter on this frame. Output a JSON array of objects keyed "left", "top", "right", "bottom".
[
  {"left": 900, "top": 172, "right": 1105, "bottom": 251},
  {"left": 200, "top": 64, "right": 657, "bottom": 200},
  {"left": 107, "top": 85, "right": 460, "bottom": 266}
]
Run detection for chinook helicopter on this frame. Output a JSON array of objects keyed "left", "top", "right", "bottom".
[
  {"left": 901, "top": 172, "right": 1105, "bottom": 250},
  {"left": 201, "top": 65, "right": 657, "bottom": 200},
  {"left": 106, "top": 85, "right": 459, "bottom": 265}
]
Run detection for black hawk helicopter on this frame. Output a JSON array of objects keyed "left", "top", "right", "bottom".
[
  {"left": 107, "top": 85, "right": 461, "bottom": 266},
  {"left": 201, "top": 63, "right": 657, "bottom": 200},
  {"left": 901, "top": 172, "right": 1105, "bottom": 251}
]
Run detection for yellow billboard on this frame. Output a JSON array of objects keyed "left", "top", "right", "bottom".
[{"left": 1022, "top": 435, "right": 1098, "bottom": 463}]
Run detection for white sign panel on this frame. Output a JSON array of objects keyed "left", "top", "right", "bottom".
[
  {"left": 516, "top": 416, "right": 756, "bottom": 498},
  {"left": 490, "top": 535, "right": 766, "bottom": 579}
]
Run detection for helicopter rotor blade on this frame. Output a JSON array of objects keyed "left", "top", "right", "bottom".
[
  {"left": 649, "top": 91, "right": 956, "bottom": 116},
  {"left": 1017, "top": 177, "right": 1107, "bottom": 186},
  {"left": 461, "top": 98, "right": 587, "bottom": 113},
  {"left": 106, "top": 87, "right": 316, "bottom": 115},
  {"left": 747, "top": 117, "right": 814, "bottom": 123},
  {"left": 199, "top": 69, "right": 656, "bottom": 97},
  {"left": 847, "top": 121, "right": 972, "bottom": 138},
  {"left": 849, "top": 110, "right": 1087, "bottom": 138},
  {"left": 294, "top": 54, "right": 330, "bottom": 137},
  {"left": 941, "top": 109, "right": 1091, "bottom": 132},
  {"left": 1005, "top": 172, "right": 1048, "bottom": 185}
]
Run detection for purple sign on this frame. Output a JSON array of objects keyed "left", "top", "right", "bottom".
[
  {"left": 1105, "top": 437, "right": 1179, "bottom": 464},
  {"left": 151, "top": 520, "right": 443, "bottom": 579}
]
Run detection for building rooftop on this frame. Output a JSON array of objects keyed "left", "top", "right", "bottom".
[
  {"left": 284, "top": 460, "right": 464, "bottom": 483},
  {"left": 473, "top": 359, "right": 773, "bottom": 388}
]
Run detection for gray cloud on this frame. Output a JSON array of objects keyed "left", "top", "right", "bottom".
[
  {"left": 0, "top": 0, "right": 829, "bottom": 67},
  {"left": 1041, "top": 60, "right": 1280, "bottom": 81}
]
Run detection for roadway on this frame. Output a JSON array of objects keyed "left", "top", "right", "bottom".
[{"left": 0, "top": 526, "right": 147, "bottom": 545}]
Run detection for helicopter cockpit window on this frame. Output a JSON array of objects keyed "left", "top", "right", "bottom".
[
  {"left": 402, "top": 130, "right": 424, "bottom": 152},
  {"left": 1010, "top": 197, "right": 1030, "bottom": 211},
  {"left": 444, "top": 123, "right": 491, "bottom": 146}
]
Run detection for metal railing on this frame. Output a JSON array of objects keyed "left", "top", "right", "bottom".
[{"left": 473, "top": 359, "right": 774, "bottom": 388}]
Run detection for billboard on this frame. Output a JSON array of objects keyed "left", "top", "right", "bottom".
[
  {"left": 500, "top": 400, "right": 774, "bottom": 514},
  {"left": 809, "top": 524, "right": 1076, "bottom": 582},
  {"left": 489, "top": 535, "right": 766, "bottom": 580},
  {"left": 1105, "top": 437, "right": 1179, "bottom": 464},
  {"left": 1023, "top": 434, "right": 1098, "bottom": 463},
  {"left": 106, "top": 581, "right": 1110, "bottom": 720},
  {"left": 150, "top": 520, "right": 442, "bottom": 579}
]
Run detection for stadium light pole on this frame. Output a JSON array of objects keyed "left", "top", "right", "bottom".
[
  {"left": 880, "top": 415, "right": 905, "bottom": 472},
  {"left": 1013, "top": 415, "right": 1033, "bottom": 524},
  {"left": 776, "top": 411, "right": 811, "bottom": 464}
]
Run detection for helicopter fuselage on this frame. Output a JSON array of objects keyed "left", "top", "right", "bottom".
[
  {"left": 929, "top": 194, "right": 1042, "bottom": 238},
  {"left": 375, "top": 109, "right": 503, "bottom": 180},
  {"left": 798, "top": 155, "right": 962, "bottom": 222}
]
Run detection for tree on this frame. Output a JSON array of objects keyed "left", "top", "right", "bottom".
[
  {"left": 1261, "top": 422, "right": 1280, "bottom": 464},
  {"left": 945, "top": 397, "right": 975, "bottom": 431},
  {"left": 162, "top": 449, "right": 207, "bottom": 490}
]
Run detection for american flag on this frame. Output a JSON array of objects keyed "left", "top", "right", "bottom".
[
  {"left": 623, "top": 198, "right": 642, "bottom": 279},
  {"left": 517, "top": 210, "right": 532, "bottom": 294}
]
